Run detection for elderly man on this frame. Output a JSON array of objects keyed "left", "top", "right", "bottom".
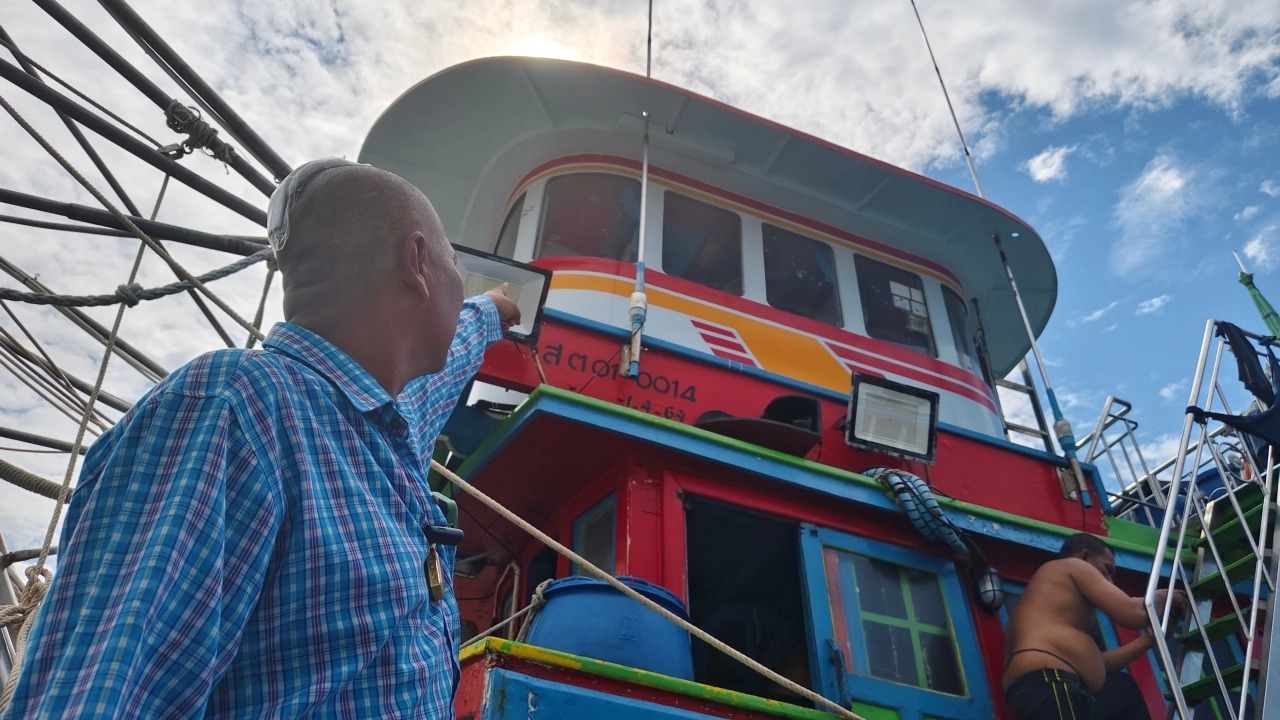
[
  {"left": 1, "top": 159, "right": 519, "bottom": 718},
  {"left": 1004, "top": 533, "right": 1188, "bottom": 720}
]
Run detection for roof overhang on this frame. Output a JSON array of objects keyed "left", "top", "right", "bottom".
[{"left": 360, "top": 56, "right": 1056, "bottom": 376}]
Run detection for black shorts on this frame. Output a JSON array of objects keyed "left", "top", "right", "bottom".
[{"left": 1005, "top": 668, "right": 1096, "bottom": 720}]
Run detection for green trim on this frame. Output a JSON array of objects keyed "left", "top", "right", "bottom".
[
  {"left": 459, "top": 386, "right": 1165, "bottom": 564},
  {"left": 459, "top": 637, "right": 847, "bottom": 719}
]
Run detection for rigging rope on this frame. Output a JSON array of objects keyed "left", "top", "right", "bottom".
[
  {"left": 0, "top": 249, "right": 271, "bottom": 308},
  {"left": 430, "top": 459, "right": 863, "bottom": 720},
  {"left": 0, "top": 458, "right": 64, "bottom": 500},
  {"left": 165, "top": 100, "right": 231, "bottom": 163},
  {"left": 0, "top": 37, "right": 162, "bottom": 149},
  {"left": 0, "top": 91, "right": 266, "bottom": 343}
]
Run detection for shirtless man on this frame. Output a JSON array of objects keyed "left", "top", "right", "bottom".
[{"left": 1003, "top": 533, "right": 1188, "bottom": 720}]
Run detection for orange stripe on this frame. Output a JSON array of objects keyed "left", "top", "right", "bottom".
[{"left": 549, "top": 271, "right": 996, "bottom": 411}]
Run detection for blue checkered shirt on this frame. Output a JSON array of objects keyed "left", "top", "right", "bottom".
[{"left": 2, "top": 297, "right": 502, "bottom": 719}]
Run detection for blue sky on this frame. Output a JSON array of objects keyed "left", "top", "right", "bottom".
[{"left": 1, "top": 0, "right": 1279, "bottom": 554}]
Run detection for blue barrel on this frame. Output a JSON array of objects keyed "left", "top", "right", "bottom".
[{"left": 524, "top": 576, "right": 694, "bottom": 680}]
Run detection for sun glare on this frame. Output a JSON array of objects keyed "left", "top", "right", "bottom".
[{"left": 503, "top": 36, "right": 582, "bottom": 61}]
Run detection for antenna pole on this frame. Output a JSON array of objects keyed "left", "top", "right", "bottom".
[
  {"left": 646, "top": 0, "right": 653, "bottom": 78},
  {"left": 912, "top": 0, "right": 1092, "bottom": 506}
]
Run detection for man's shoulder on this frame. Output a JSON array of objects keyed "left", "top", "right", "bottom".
[
  {"left": 1026, "top": 558, "right": 1088, "bottom": 590},
  {"left": 146, "top": 347, "right": 304, "bottom": 406}
]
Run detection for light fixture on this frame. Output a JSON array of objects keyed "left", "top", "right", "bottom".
[
  {"left": 454, "top": 244, "right": 553, "bottom": 343},
  {"left": 844, "top": 373, "right": 939, "bottom": 463},
  {"left": 970, "top": 561, "right": 1005, "bottom": 613}
]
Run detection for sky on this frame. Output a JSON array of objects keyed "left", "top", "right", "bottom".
[{"left": 2, "top": 0, "right": 1279, "bottom": 560}]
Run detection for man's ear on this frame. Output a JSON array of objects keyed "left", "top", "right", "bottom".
[{"left": 402, "top": 231, "right": 432, "bottom": 302}]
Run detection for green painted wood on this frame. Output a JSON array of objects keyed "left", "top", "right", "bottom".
[
  {"left": 1192, "top": 553, "right": 1267, "bottom": 598},
  {"left": 1179, "top": 610, "right": 1250, "bottom": 652},
  {"left": 1199, "top": 486, "right": 1267, "bottom": 553},
  {"left": 1181, "top": 660, "right": 1255, "bottom": 704}
]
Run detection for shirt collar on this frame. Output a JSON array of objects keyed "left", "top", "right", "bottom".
[{"left": 262, "top": 322, "right": 394, "bottom": 414}]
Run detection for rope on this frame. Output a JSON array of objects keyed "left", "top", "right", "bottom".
[
  {"left": 0, "top": 458, "right": 66, "bottom": 500},
  {"left": 0, "top": 37, "right": 163, "bottom": 149},
  {"left": 866, "top": 467, "right": 969, "bottom": 555},
  {"left": 0, "top": 349, "right": 107, "bottom": 433},
  {"left": 164, "top": 101, "right": 231, "bottom": 163},
  {"left": 468, "top": 579, "right": 551, "bottom": 646},
  {"left": 0, "top": 191, "right": 154, "bottom": 716},
  {"left": 430, "top": 459, "right": 862, "bottom": 720},
  {"left": 0, "top": 91, "right": 266, "bottom": 343},
  {"left": 0, "top": 249, "right": 271, "bottom": 307},
  {"left": 245, "top": 261, "right": 276, "bottom": 349}
]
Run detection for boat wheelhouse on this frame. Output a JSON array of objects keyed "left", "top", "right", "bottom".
[{"left": 357, "top": 56, "right": 1173, "bottom": 720}]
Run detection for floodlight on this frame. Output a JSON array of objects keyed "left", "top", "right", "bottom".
[
  {"left": 845, "top": 373, "right": 939, "bottom": 463},
  {"left": 454, "top": 245, "right": 552, "bottom": 343}
]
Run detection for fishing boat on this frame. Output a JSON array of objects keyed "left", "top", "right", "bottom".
[
  {"left": 352, "top": 56, "right": 1272, "bottom": 720},
  {"left": 2, "top": 10, "right": 1277, "bottom": 720}
]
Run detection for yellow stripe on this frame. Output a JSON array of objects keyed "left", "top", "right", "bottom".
[{"left": 551, "top": 273, "right": 850, "bottom": 388}]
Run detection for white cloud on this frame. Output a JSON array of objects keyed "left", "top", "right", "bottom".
[
  {"left": 1023, "top": 145, "right": 1076, "bottom": 183},
  {"left": 1110, "top": 153, "right": 1193, "bottom": 277},
  {"left": 1159, "top": 380, "right": 1187, "bottom": 401},
  {"left": 1236, "top": 205, "right": 1261, "bottom": 222},
  {"left": 1244, "top": 228, "right": 1280, "bottom": 271},
  {"left": 1136, "top": 295, "right": 1171, "bottom": 314},
  {"left": 3, "top": 0, "right": 1280, "bottom": 557},
  {"left": 1064, "top": 298, "right": 1116, "bottom": 326},
  {"left": 1263, "top": 180, "right": 1280, "bottom": 198}
]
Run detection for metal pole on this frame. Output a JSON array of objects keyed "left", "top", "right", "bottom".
[
  {"left": 31, "top": 0, "right": 275, "bottom": 195},
  {"left": 97, "top": 0, "right": 293, "bottom": 182},
  {"left": 0, "top": 188, "right": 266, "bottom": 256},
  {"left": 0, "top": 60, "right": 267, "bottom": 225},
  {"left": 993, "top": 233, "right": 1091, "bottom": 501}
]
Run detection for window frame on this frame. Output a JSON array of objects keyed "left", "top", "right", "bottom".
[
  {"left": 571, "top": 493, "right": 617, "bottom": 576},
  {"left": 659, "top": 190, "right": 744, "bottom": 295},
  {"left": 761, "top": 223, "right": 843, "bottom": 327},
  {"left": 799, "top": 524, "right": 992, "bottom": 719},
  {"left": 853, "top": 253, "right": 938, "bottom": 358},
  {"left": 534, "top": 173, "right": 642, "bottom": 262}
]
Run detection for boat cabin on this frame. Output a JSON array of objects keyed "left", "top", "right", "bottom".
[{"left": 359, "top": 57, "right": 1165, "bottom": 720}]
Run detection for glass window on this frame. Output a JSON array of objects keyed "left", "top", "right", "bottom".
[
  {"left": 494, "top": 192, "right": 526, "bottom": 258},
  {"left": 661, "top": 191, "right": 743, "bottom": 295},
  {"left": 832, "top": 549, "right": 964, "bottom": 695},
  {"left": 942, "top": 286, "right": 979, "bottom": 374},
  {"left": 762, "top": 224, "right": 842, "bottom": 326},
  {"left": 537, "top": 174, "right": 640, "bottom": 261},
  {"left": 854, "top": 254, "right": 936, "bottom": 357},
  {"left": 572, "top": 494, "right": 616, "bottom": 576},
  {"left": 800, "top": 526, "right": 992, "bottom": 717}
]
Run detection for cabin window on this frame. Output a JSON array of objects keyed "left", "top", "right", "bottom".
[
  {"left": 762, "top": 224, "right": 842, "bottom": 326},
  {"left": 571, "top": 494, "right": 616, "bottom": 576},
  {"left": 854, "top": 254, "right": 936, "bottom": 357},
  {"left": 842, "top": 552, "right": 963, "bottom": 694},
  {"left": 942, "top": 286, "right": 979, "bottom": 374},
  {"left": 661, "top": 191, "right": 743, "bottom": 294},
  {"left": 801, "top": 525, "right": 992, "bottom": 718},
  {"left": 536, "top": 174, "right": 640, "bottom": 261},
  {"left": 493, "top": 192, "right": 526, "bottom": 258}
]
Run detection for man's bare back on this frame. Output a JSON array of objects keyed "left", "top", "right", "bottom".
[{"left": 1004, "top": 543, "right": 1185, "bottom": 692}]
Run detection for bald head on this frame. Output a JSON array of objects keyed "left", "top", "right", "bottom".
[
  {"left": 273, "top": 162, "right": 450, "bottom": 319},
  {"left": 267, "top": 159, "right": 466, "bottom": 388}
]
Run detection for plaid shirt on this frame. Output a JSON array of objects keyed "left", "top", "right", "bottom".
[{"left": 3, "top": 297, "right": 502, "bottom": 719}]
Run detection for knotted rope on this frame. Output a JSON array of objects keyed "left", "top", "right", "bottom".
[
  {"left": 165, "top": 101, "right": 232, "bottom": 163},
  {"left": 0, "top": 249, "right": 272, "bottom": 308}
]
